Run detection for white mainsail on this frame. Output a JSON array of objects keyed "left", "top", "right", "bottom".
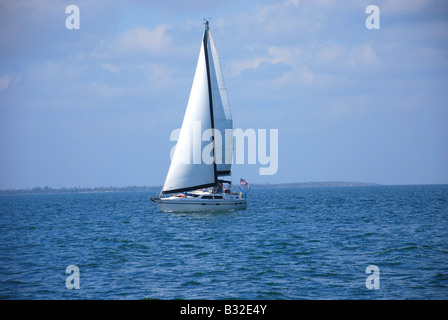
[{"left": 162, "top": 22, "right": 232, "bottom": 194}]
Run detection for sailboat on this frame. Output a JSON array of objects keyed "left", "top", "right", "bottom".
[{"left": 151, "top": 21, "right": 248, "bottom": 212}]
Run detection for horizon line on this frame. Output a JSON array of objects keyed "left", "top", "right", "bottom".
[{"left": 1, "top": 181, "right": 448, "bottom": 194}]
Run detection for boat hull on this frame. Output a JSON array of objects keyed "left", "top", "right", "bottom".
[{"left": 155, "top": 198, "right": 247, "bottom": 212}]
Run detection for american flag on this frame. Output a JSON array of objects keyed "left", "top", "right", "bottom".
[{"left": 240, "top": 178, "right": 248, "bottom": 186}]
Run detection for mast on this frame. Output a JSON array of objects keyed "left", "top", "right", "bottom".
[{"left": 203, "top": 20, "right": 219, "bottom": 186}]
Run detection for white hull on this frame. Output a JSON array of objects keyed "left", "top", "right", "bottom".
[{"left": 154, "top": 192, "right": 247, "bottom": 212}]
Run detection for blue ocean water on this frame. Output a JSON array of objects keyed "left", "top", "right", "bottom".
[{"left": 0, "top": 185, "right": 447, "bottom": 300}]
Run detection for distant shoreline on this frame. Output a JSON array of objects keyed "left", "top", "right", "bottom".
[
  {"left": 0, "top": 181, "right": 383, "bottom": 195},
  {"left": 251, "top": 181, "right": 381, "bottom": 188},
  {"left": 0, "top": 185, "right": 160, "bottom": 195},
  {"left": 1, "top": 182, "right": 447, "bottom": 195}
]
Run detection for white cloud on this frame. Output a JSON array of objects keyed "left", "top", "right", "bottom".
[
  {"left": 318, "top": 94, "right": 373, "bottom": 122},
  {"left": 227, "top": 40, "right": 378, "bottom": 89},
  {"left": 350, "top": 43, "right": 377, "bottom": 67},
  {"left": 138, "top": 63, "right": 175, "bottom": 91},
  {"left": 228, "top": 56, "right": 274, "bottom": 77},
  {"left": 285, "top": 0, "right": 300, "bottom": 7},
  {"left": 116, "top": 25, "right": 171, "bottom": 54},
  {"left": 83, "top": 62, "right": 177, "bottom": 102},
  {"left": 0, "top": 74, "right": 21, "bottom": 92},
  {"left": 251, "top": 0, "right": 302, "bottom": 24},
  {"left": 102, "top": 64, "right": 120, "bottom": 74},
  {"left": 314, "top": 42, "right": 343, "bottom": 64},
  {"left": 271, "top": 65, "right": 317, "bottom": 87},
  {"left": 315, "top": 42, "right": 377, "bottom": 69},
  {"left": 89, "top": 23, "right": 194, "bottom": 63},
  {"left": 0, "top": 75, "right": 12, "bottom": 92},
  {"left": 228, "top": 45, "right": 303, "bottom": 76}
]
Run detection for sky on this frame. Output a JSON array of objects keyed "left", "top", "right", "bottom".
[{"left": 0, "top": 0, "right": 447, "bottom": 189}]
